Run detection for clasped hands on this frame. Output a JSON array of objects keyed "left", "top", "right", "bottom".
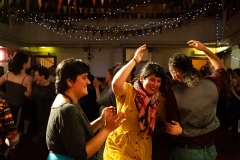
[{"left": 101, "top": 106, "right": 126, "bottom": 131}]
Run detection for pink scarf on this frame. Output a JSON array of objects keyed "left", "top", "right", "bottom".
[{"left": 133, "top": 80, "right": 159, "bottom": 138}]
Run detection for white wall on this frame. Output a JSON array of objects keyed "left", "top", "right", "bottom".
[
  {"left": 53, "top": 46, "right": 200, "bottom": 77},
  {"left": 0, "top": 16, "right": 225, "bottom": 77},
  {"left": 231, "top": 45, "right": 240, "bottom": 69}
]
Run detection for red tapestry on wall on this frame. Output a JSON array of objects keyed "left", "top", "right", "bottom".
[{"left": 0, "top": 48, "right": 17, "bottom": 62}]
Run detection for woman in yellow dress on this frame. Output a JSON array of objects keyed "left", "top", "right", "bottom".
[{"left": 104, "top": 44, "right": 166, "bottom": 160}]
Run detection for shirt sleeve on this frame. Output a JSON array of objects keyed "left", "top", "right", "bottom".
[
  {"left": 207, "top": 68, "right": 227, "bottom": 93},
  {"left": 59, "top": 104, "right": 88, "bottom": 160},
  {"left": 115, "top": 82, "right": 132, "bottom": 113},
  {"left": 165, "top": 89, "right": 179, "bottom": 124}
]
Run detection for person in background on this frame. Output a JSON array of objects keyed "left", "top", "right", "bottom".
[
  {"left": 93, "top": 67, "right": 116, "bottom": 116},
  {"left": 0, "top": 96, "right": 20, "bottom": 160},
  {"left": 165, "top": 40, "right": 227, "bottom": 160},
  {"left": 20, "top": 66, "right": 37, "bottom": 136},
  {"left": 28, "top": 66, "right": 38, "bottom": 79},
  {"left": 0, "top": 66, "right": 5, "bottom": 97},
  {"left": 0, "top": 52, "right": 32, "bottom": 129},
  {"left": 216, "top": 68, "right": 233, "bottom": 127},
  {"left": 46, "top": 58, "right": 126, "bottom": 160},
  {"left": 79, "top": 73, "right": 100, "bottom": 122},
  {"left": 228, "top": 68, "right": 240, "bottom": 132},
  {"left": 231, "top": 68, "right": 240, "bottom": 88},
  {"left": 32, "top": 66, "right": 56, "bottom": 150},
  {"left": 0, "top": 66, "right": 4, "bottom": 77},
  {"left": 104, "top": 44, "right": 166, "bottom": 160},
  {"left": 48, "top": 65, "right": 56, "bottom": 82},
  {"left": 93, "top": 67, "right": 116, "bottom": 160},
  {"left": 200, "top": 61, "right": 212, "bottom": 78},
  {"left": 229, "top": 69, "right": 240, "bottom": 141}
]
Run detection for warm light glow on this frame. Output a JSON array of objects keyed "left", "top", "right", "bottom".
[
  {"left": 0, "top": 50, "right": 5, "bottom": 61},
  {"left": 40, "top": 46, "right": 46, "bottom": 48},
  {"left": 195, "top": 47, "right": 215, "bottom": 55},
  {"left": 215, "top": 46, "right": 229, "bottom": 53}
]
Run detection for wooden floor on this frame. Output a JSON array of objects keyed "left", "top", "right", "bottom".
[{"left": 6, "top": 125, "right": 240, "bottom": 160}]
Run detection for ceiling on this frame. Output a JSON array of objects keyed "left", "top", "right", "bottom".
[
  {"left": 0, "top": 0, "right": 239, "bottom": 47},
  {"left": 0, "top": 0, "right": 220, "bottom": 22}
]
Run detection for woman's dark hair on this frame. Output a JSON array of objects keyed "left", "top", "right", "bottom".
[
  {"left": 134, "top": 62, "right": 166, "bottom": 93},
  {"left": 107, "top": 67, "right": 114, "bottom": 79},
  {"left": 0, "top": 66, "right": 4, "bottom": 77},
  {"left": 35, "top": 66, "right": 50, "bottom": 80},
  {"left": 9, "top": 52, "right": 29, "bottom": 75},
  {"left": 168, "top": 53, "right": 200, "bottom": 87},
  {"left": 26, "top": 65, "right": 38, "bottom": 75},
  {"left": 55, "top": 58, "right": 90, "bottom": 94}
]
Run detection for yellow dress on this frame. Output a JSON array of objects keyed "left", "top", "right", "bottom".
[{"left": 103, "top": 83, "right": 165, "bottom": 160}]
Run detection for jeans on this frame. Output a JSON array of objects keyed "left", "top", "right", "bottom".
[{"left": 171, "top": 145, "right": 217, "bottom": 160}]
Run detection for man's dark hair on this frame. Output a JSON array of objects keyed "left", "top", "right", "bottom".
[
  {"left": 35, "top": 66, "right": 50, "bottom": 80},
  {"left": 55, "top": 58, "right": 90, "bottom": 94}
]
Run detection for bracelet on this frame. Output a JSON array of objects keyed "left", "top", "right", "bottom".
[{"left": 133, "top": 58, "right": 137, "bottom": 64}]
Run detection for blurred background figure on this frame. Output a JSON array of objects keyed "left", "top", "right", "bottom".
[
  {"left": 93, "top": 67, "right": 116, "bottom": 160},
  {"left": 19, "top": 66, "right": 38, "bottom": 137},
  {"left": 32, "top": 66, "right": 56, "bottom": 152},
  {"left": 79, "top": 73, "right": 100, "bottom": 122},
  {"left": 200, "top": 61, "right": 212, "bottom": 78},
  {"left": 48, "top": 65, "right": 56, "bottom": 82},
  {"left": 0, "top": 66, "right": 5, "bottom": 97},
  {"left": 0, "top": 52, "right": 32, "bottom": 130}
]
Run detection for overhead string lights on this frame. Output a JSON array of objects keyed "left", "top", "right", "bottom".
[
  {"left": 8, "top": 1, "right": 221, "bottom": 41},
  {"left": 230, "top": 54, "right": 240, "bottom": 61},
  {"left": 216, "top": 2, "right": 222, "bottom": 45}
]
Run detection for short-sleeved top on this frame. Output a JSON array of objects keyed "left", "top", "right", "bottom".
[
  {"left": 104, "top": 82, "right": 165, "bottom": 160},
  {"left": 46, "top": 102, "right": 95, "bottom": 160}
]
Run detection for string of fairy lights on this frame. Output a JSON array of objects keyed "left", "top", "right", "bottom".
[
  {"left": 231, "top": 54, "right": 240, "bottom": 61},
  {"left": 9, "top": 1, "right": 221, "bottom": 41}
]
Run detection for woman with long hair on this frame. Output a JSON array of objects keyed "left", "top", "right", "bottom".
[
  {"left": 104, "top": 45, "right": 166, "bottom": 160},
  {"left": 0, "top": 52, "right": 32, "bottom": 128}
]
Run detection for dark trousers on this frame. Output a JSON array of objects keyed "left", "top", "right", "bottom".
[
  {"left": 230, "top": 103, "right": 240, "bottom": 139},
  {"left": 217, "top": 98, "right": 229, "bottom": 126}
]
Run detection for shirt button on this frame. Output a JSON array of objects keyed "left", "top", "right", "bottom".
[
  {"left": 136, "top": 142, "right": 138, "bottom": 144},
  {"left": 135, "top": 149, "right": 137, "bottom": 151}
]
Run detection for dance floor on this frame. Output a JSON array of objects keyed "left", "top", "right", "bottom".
[{"left": 6, "top": 125, "right": 240, "bottom": 160}]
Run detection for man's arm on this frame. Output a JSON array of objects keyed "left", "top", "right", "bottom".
[
  {"left": 165, "top": 89, "right": 182, "bottom": 136},
  {"left": 187, "top": 40, "right": 226, "bottom": 70}
]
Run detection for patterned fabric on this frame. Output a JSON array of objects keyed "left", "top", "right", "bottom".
[
  {"left": 104, "top": 83, "right": 165, "bottom": 160},
  {"left": 0, "top": 98, "right": 19, "bottom": 154},
  {"left": 133, "top": 80, "right": 159, "bottom": 137}
]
